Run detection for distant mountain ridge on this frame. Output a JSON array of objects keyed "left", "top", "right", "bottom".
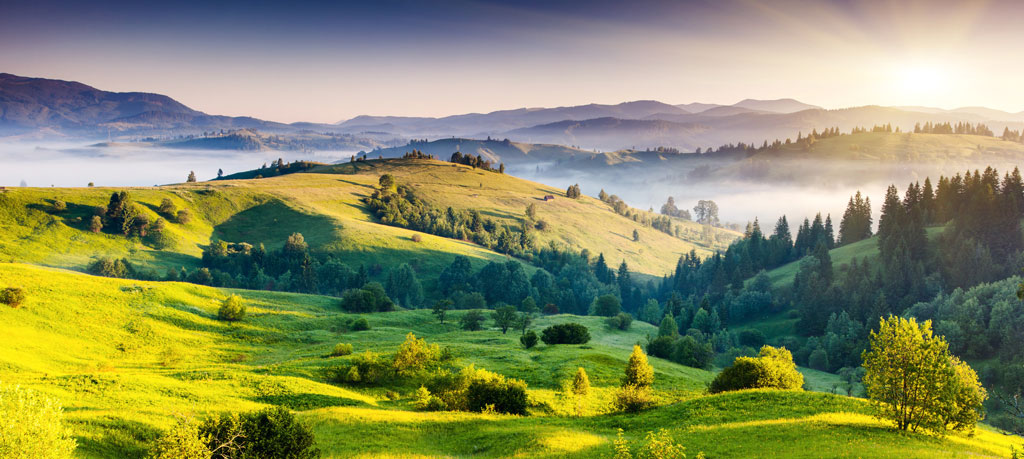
[{"left": 0, "top": 73, "right": 342, "bottom": 138}]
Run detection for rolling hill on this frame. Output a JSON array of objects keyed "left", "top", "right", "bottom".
[
  {"left": 0, "top": 158, "right": 738, "bottom": 282},
  {"left": 1, "top": 261, "right": 1020, "bottom": 458}
]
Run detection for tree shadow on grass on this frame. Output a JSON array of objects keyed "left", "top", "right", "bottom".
[
  {"left": 72, "top": 416, "right": 161, "bottom": 459},
  {"left": 257, "top": 393, "right": 365, "bottom": 410},
  {"left": 214, "top": 200, "right": 341, "bottom": 249}
]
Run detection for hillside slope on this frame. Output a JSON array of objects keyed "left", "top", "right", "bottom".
[
  {"left": 0, "top": 158, "right": 737, "bottom": 281},
  {"left": 0, "top": 262, "right": 1017, "bottom": 458}
]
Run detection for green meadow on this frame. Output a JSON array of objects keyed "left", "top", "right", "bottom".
[{"left": 1, "top": 262, "right": 1019, "bottom": 458}]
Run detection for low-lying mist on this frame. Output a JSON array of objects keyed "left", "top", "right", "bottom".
[{"left": 0, "top": 141, "right": 359, "bottom": 187}]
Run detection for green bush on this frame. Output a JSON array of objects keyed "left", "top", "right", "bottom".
[
  {"left": 613, "top": 384, "right": 654, "bottom": 413},
  {"left": 540, "top": 323, "right": 590, "bottom": 345},
  {"left": 709, "top": 345, "right": 804, "bottom": 393},
  {"left": 87, "top": 257, "right": 131, "bottom": 278},
  {"left": 393, "top": 333, "right": 441, "bottom": 375},
  {"left": 0, "top": 287, "right": 26, "bottom": 308},
  {"left": 606, "top": 312, "right": 633, "bottom": 331},
  {"left": 52, "top": 200, "right": 67, "bottom": 212},
  {"left": 460, "top": 309, "right": 486, "bottom": 331},
  {"left": 647, "top": 336, "right": 675, "bottom": 359},
  {"left": 339, "top": 282, "right": 395, "bottom": 313},
  {"left": 330, "top": 343, "right": 353, "bottom": 357},
  {"left": 520, "top": 330, "right": 539, "bottom": 349},
  {"left": 351, "top": 317, "right": 371, "bottom": 331},
  {"left": 0, "top": 382, "right": 77, "bottom": 458},
  {"left": 218, "top": 295, "right": 246, "bottom": 321},
  {"left": 465, "top": 374, "right": 529, "bottom": 415},
  {"left": 150, "top": 416, "right": 210, "bottom": 459},
  {"left": 200, "top": 407, "right": 320, "bottom": 459},
  {"left": 334, "top": 351, "right": 393, "bottom": 385}
]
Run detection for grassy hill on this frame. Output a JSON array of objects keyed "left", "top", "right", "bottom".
[
  {"left": 2, "top": 262, "right": 1019, "bottom": 458},
  {"left": 0, "top": 158, "right": 737, "bottom": 280}
]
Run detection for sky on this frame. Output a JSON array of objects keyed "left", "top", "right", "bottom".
[{"left": 1, "top": 0, "right": 1021, "bottom": 123}]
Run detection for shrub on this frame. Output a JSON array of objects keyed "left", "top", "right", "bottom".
[
  {"left": 218, "top": 295, "right": 246, "bottom": 321},
  {"left": 606, "top": 312, "right": 633, "bottom": 331},
  {"left": 53, "top": 200, "right": 66, "bottom": 212},
  {"left": 0, "top": 287, "right": 26, "bottom": 308},
  {"left": 330, "top": 343, "right": 353, "bottom": 357},
  {"left": 87, "top": 257, "right": 130, "bottom": 278},
  {"left": 591, "top": 294, "right": 621, "bottom": 317},
  {"left": 542, "top": 303, "right": 559, "bottom": 314},
  {"left": 0, "top": 382, "right": 77, "bottom": 458},
  {"left": 351, "top": 317, "right": 371, "bottom": 331},
  {"left": 709, "top": 345, "right": 804, "bottom": 393},
  {"left": 335, "top": 351, "right": 392, "bottom": 385},
  {"left": 411, "top": 233, "right": 422, "bottom": 243},
  {"left": 200, "top": 407, "right": 320, "bottom": 459},
  {"left": 393, "top": 333, "right": 441, "bottom": 375},
  {"left": 413, "top": 386, "right": 445, "bottom": 411},
  {"left": 88, "top": 215, "right": 103, "bottom": 233},
  {"left": 540, "top": 323, "right": 590, "bottom": 345},
  {"left": 647, "top": 336, "right": 675, "bottom": 359},
  {"left": 460, "top": 310, "right": 486, "bottom": 331},
  {"left": 571, "top": 367, "right": 590, "bottom": 397},
  {"left": 158, "top": 198, "right": 177, "bottom": 216},
  {"left": 520, "top": 330, "right": 539, "bottom": 349},
  {"left": 465, "top": 373, "right": 529, "bottom": 415},
  {"left": 339, "top": 282, "right": 395, "bottom": 313},
  {"left": 175, "top": 209, "right": 192, "bottom": 224},
  {"left": 613, "top": 428, "right": 688, "bottom": 459},
  {"left": 614, "top": 384, "right": 654, "bottom": 413},
  {"left": 150, "top": 416, "right": 209, "bottom": 459}
]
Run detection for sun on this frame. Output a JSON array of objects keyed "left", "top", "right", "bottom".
[{"left": 895, "top": 62, "right": 951, "bottom": 95}]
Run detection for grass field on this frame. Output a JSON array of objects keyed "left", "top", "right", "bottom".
[{"left": 1, "top": 262, "right": 1020, "bottom": 458}]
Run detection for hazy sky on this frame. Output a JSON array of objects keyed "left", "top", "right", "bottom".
[{"left": 2, "top": 0, "right": 1021, "bottom": 123}]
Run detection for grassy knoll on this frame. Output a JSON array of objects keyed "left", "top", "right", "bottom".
[
  {"left": 0, "top": 158, "right": 737, "bottom": 284},
  {"left": 1, "top": 262, "right": 1019, "bottom": 458}
]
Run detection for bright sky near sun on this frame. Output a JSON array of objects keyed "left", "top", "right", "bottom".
[{"left": 0, "top": 0, "right": 1018, "bottom": 123}]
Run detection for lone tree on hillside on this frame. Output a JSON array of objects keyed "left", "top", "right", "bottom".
[
  {"left": 862, "top": 315, "right": 986, "bottom": 433},
  {"left": 623, "top": 344, "right": 654, "bottom": 388},
  {"left": 632, "top": 229, "right": 640, "bottom": 242},
  {"left": 187, "top": 171, "right": 197, "bottom": 183},
  {"left": 432, "top": 299, "right": 452, "bottom": 324},
  {"left": 378, "top": 174, "right": 396, "bottom": 191},
  {"left": 491, "top": 304, "right": 518, "bottom": 334},
  {"left": 693, "top": 200, "right": 719, "bottom": 226}
]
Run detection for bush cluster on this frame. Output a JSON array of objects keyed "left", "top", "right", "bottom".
[
  {"left": 606, "top": 312, "right": 633, "bottom": 331},
  {"left": 218, "top": 295, "right": 246, "bottom": 321},
  {"left": 0, "top": 287, "right": 26, "bottom": 307},
  {"left": 540, "top": 323, "right": 590, "bottom": 345},
  {"left": 0, "top": 382, "right": 77, "bottom": 458},
  {"left": 709, "top": 345, "right": 804, "bottom": 393}
]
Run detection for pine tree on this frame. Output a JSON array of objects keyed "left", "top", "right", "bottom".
[
  {"left": 187, "top": 171, "right": 197, "bottom": 183},
  {"left": 623, "top": 345, "right": 654, "bottom": 388}
]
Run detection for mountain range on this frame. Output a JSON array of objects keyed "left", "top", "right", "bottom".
[{"left": 5, "top": 73, "right": 1024, "bottom": 152}]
